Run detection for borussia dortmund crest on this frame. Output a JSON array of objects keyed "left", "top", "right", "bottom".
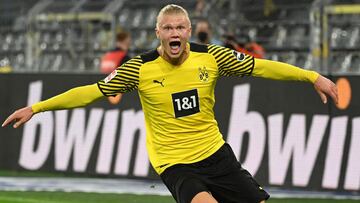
[{"left": 199, "top": 66, "right": 209, "bottom": 82}]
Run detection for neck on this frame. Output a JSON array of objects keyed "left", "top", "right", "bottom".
[
  {"left": 117, "top": 44, "right": 127, "bottom": 51},
  {"left": 157, "top": 44, "right": 189, "bottom": 65}
]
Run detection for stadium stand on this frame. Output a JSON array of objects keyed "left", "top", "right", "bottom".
[{"left": 0, "top": 0, "right": 359, "bottom": 74}]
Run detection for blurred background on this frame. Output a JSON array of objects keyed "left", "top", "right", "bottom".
[{"left": 0, "top": 0, "right": 359, "bottom": 74}]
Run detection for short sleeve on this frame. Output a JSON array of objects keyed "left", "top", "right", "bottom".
[
  {"left": 208, "top": 44, "right": 254, "bottom": 77},
  {"left": 97, "top": 55, "right": 143, "bottom": 97}
]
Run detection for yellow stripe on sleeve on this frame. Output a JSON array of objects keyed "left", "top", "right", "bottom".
[
  {"left": 208, "top": 44, "right": 254, "bottom": 77},
  {"left": 32, "top": 83, "right": 103, "bottom": 113}
]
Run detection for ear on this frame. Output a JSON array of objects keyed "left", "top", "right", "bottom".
[{"left": 155, "top": 27, "right": 160, "bottom": 39}]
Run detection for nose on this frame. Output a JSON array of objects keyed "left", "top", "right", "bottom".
[{"left": 170, "top": 28, "right": 180, "bottom": 37}]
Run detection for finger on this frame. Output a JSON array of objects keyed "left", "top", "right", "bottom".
[
  {"left": 316, "top": 89, "right": 327, "bottom": 104},
  {"left": 333, "top": 86, "right": 339, "bottom": 104},
  {"left": 2, "top": 114, "right": 16, "bottom": 127},
  {"left": 334, "top": 85, "right": 338, "bottom": 94},
  {"left": 331, "top": 89, "right": 339, "bottom": 104},
  {"left": 322, "top": 93, "right": 328, "bottom": 104},
  {"left": 1, "top": 119, "right": 8, "bottom": 127},
  {"left": 13, "top": 118, "right": 25, "bottom": 129},
  {"left": 13, "top": 121, "right": 21, "bottom": 128}
]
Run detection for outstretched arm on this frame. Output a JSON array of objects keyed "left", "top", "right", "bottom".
[
  {"left": 253, "top": 58, "right": 338, "bottom": 104},
  {"left": 207, "top": 45, "right": 338, "bottom": 105},
  {"left": 2, "top": 83, "right": 104, "bottom": 128}
]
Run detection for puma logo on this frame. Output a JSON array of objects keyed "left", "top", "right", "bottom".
[{"left": 153, "top": 79, "right": 165, "bottom": 87}]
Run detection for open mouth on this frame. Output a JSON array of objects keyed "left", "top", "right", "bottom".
[{"left": 169, "top": 41, "right": 181, "bottom": 55}]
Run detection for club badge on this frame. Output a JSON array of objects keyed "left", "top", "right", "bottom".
[{"left": 199, "top": 66, "right": 209, "bottom": 82}]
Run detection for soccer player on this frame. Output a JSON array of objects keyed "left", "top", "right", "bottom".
[{"left": 2, "top": 4, "right": 338, "bottom": 203}]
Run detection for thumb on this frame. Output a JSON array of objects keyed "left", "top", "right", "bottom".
[
  {"left": 316, "top": 89, "right": 328, "bottom": 104},
  {"left": 13, "top": 118, "right": 24, "bottom": 128}
]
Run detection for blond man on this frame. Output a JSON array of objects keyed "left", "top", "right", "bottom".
[{"left": 3, "top": 4, "right": 338, "bottom": 203}]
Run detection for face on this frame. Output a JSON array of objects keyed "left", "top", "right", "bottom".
[
  {"left": 195, "top": 21, "right": 210, "bottom": 34},
  {"left": 156, "top": 13, "right": 192, "bottom": 62},
  {"left": 123, "top": 37, "right": 131, "bottom": 51},
  {"left": 117, "top": 37, "right": 131, "bottom": 51}
]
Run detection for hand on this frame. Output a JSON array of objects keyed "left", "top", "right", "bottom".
[
  {"left": 314, "top": 75, "right": 338, "bottom": 104},
  {"left": 108, "top": 94, "right": 123, "bottom": 105},
  {"left": 2, "top": 106, "right": 34, "bottom": 128}
]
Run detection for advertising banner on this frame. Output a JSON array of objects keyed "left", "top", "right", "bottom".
[{"left": 0, "top": 73, "right": 359, "bottom": 194}]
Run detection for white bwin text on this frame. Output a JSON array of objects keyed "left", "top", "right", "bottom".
[
  {"left": 20, "top": 81, "right": 149, "bottom": 176},
  {"left": 227, "top": 84, "right": 359, "bottom": 190},
  {"left": 19, "top": 81, "right": 359, "bottom": 190}
]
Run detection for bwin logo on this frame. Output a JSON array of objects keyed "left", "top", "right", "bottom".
[{"left": 232, "top": 50, "right": 245, "bottom": 62}]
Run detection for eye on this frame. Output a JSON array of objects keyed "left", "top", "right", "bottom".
[{"left": 177, "top": 26, "right": 185, "bottom": 30}]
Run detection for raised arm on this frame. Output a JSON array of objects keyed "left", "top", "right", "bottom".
[
  {"left": 207, "top": 44, "right": 338, "bottom": 105},
  {"left": 2, "top": 84, "right": 104, "bottom": 128},
  {"left": 252, "top": 58, "right": 338, "bottom": 104}
]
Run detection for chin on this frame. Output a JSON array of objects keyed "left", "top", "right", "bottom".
[
  {"left": 172, "top": 52, "right": 182, "bottom": 57},
  {"left": 169, "top": 56, "right": 181, "bottom": 62},
  {"left": 167, "top": 51, "right": 182, "bottom": 58}
]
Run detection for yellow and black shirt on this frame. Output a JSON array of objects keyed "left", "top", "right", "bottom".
[
  {"left": 97, "top": 43, "right": 256, "bottom": 174},
  {"left": 32, "top": 42, "right": 318, "bottom": 174}
]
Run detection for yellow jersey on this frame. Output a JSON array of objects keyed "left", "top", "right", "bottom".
[
  {"left": 97, "top": 43, "right": 254, "bottom": 174},
  {"left": 32, "top": 43, "right": 318, "bottom": 174}
]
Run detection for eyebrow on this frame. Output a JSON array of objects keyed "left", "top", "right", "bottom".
[{"left": 161, "top": 23, "right": 188, "bottom": 28}]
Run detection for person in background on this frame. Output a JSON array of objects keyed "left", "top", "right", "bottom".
[
  {"left": 194, "top": 0, "right": 207, "bottom": 17},
  {"left": 223, "top": 33, "right": 266, "bottom": 58},
  {"left": 101, "top": 31, "right": 131, "bottom": 74},
  {"left": 193, "top": 18, "right": 222, "bottom": 45},
  {"left": 100, "top": 31, "right": 131, "bottom": 104},
  {"left": 3, "top": 4, "right": 338, "bottom": 203}
]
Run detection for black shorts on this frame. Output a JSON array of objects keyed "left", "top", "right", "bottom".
[{"left": 160, "top": 143, "right": 270, "bottom": 203}]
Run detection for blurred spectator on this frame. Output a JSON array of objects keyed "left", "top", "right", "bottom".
[
  {"left": 100, "top": 31, "right": 131, "bottom": 74},
  {"left": 193, "top": 19, "right": 222, "bottom": 45},
  {"left": 223, "top": 33, "right": 265, "bottom": 59},
  {"left": 100, "top": 31, "right": 131, "bottom": 105},
  {"left": 195, "top": 0, "right": 206, "bottom": 17}
]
